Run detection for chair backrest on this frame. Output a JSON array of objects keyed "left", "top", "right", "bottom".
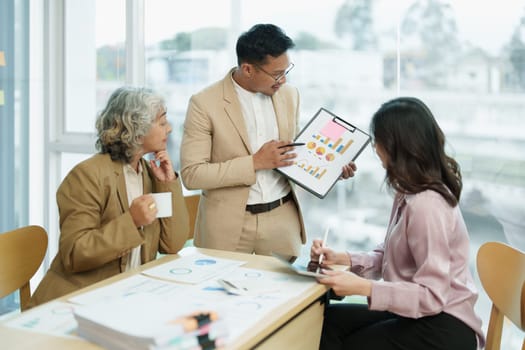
[
  {"left": 184, "top": 194, "right": 200, "bottom": 240},
  {"left": 476, "top": 241, "right": 525, "bottom": 350},
  {"left": 0, "top": 225, "right": 48, "bottom": 311}
]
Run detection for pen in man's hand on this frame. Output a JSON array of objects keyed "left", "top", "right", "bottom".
[
  {"left": 318, "top": 227, "right": 330, "bottom": 267},
  {"left": 278, "top": 142, "right": 306, "bottom": 149}
]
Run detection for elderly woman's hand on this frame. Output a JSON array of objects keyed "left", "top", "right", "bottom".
[
  {"left": 129, "top": 194, "right": 157, "bottom": 227},
  {"left": 150, "top": 150, "right": 176, "bottom": 182}
]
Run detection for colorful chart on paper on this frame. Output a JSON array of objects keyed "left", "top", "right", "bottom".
[{"left": 276, "top": 108, "right": 370, "bottom": 198}]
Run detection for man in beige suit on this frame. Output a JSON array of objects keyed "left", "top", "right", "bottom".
[{"left": 181, "top": 24, "right": 355, "bottom": 257}]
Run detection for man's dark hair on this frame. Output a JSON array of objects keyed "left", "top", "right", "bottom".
[{"left": 236, "top": 24, "right": 295, "bottom": 66}]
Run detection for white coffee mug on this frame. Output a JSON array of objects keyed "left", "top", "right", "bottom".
[{"left": 151, "top": 192, "right": 172, "bottom": 218}]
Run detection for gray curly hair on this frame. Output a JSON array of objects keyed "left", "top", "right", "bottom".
[{"left": 95, "top": 86, "right": 166, "bottom": 163}]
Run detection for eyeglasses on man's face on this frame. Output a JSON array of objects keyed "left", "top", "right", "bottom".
[{"left": 254, "top": 62, "right": 295, "bottom": 82}]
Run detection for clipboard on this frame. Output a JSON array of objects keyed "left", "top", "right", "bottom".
[{"left": 275, "top": 108, "right": 371, "bottom": 198}]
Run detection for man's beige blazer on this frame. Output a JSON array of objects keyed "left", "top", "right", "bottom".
[{"left": 181, "top": 69, "right": 306, "bottom": 251}]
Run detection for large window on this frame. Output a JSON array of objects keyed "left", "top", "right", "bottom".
[
  {"left": 138, "top": 1, "right": 525, "bottom": 252},
  {"left": 65, "top": 0, "right": 126, "bottom": 133},
  {"left": 0, "top": 0, "right": 31, "bottom": 315},
  {"left": 4, "top": 1, "right": 524, "bottom": 346}
]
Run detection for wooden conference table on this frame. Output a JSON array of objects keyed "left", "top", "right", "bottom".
[{"left": 0, "top": 247, "right": 331, "bottom": 350}]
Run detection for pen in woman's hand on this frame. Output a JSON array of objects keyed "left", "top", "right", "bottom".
[{"left": 318, "top": 227, "right": 330, "bottom": 266}]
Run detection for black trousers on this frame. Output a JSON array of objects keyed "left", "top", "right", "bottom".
[{"left": 320, "top": 303, "right": 477, "bottom": 350}]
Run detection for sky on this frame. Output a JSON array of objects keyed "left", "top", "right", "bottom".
[{"left": 96, "top": 0, "right": 525, "bottom": 55}]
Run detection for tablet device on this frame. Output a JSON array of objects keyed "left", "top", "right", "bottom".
[{"left": 271, "top": 252, "right": 328, "bottom": 278}]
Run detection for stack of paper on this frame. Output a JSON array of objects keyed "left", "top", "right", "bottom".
[{"left": 73, "top": 293, "right": 228, "bottom": 350}]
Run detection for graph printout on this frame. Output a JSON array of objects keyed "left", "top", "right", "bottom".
[
  {"left": 276, "top": 108, "right": 371, "bottom": 198},
  {"left": 4, "top": 300, "right": 78, "bottom": 338},
  {"left": 141, "top": 253, "right": 245, "bottom": 284}
]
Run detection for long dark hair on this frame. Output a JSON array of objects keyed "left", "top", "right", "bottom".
[{"left": 370, "top": 97, "right": 461, "bottom": 206}]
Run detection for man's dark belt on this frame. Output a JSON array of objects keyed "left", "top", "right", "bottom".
[{"left": 245, "top": 192, "right": 293, "bottom": 214}]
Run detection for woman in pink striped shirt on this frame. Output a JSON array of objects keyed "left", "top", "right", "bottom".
[{"left": 311, "top": 97, "right": 485, "bottom": 350}]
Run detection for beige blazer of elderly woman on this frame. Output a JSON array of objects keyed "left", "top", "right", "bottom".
[
  {"left": 181, "top": 69, "right": 306, "bottom": 251},
  {"left": 29, "top": 153, "right": 189, "bottom": 306}
]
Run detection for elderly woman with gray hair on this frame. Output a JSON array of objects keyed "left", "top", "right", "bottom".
[{"left": 30, "top": 87, "right": 189, "bottom": 306}]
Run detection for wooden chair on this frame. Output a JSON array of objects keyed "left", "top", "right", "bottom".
[
  {"left": 0, "top": 225, "right": 48, "bottom": 311},
  {"left": 184, "top": 194, "right": 200, "bottom": 240},
  {"left": 476, "top": 241, "right": 525, "bottom": 350}
]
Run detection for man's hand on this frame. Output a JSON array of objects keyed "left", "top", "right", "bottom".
[
  {"left": 340, "top": 161, "right": 357, "bottom": 180},
  {"left": 253, "top": 140, "right": 297, "bottom": 170}
]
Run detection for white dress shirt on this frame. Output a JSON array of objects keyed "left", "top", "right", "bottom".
[
  {"left": 123, "top": 162, "right": 143, "bottom": 270},
  {"left": 232, "top": 76, "right": 290, "bottom": 205}
]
